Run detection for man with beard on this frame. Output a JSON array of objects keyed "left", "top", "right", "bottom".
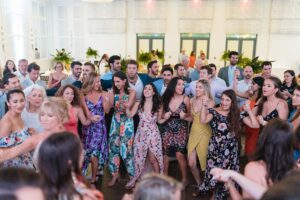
[
  {"left": 101, "top": 55, "right": 121, "bottom": 91},
  {"left": 61, "top": 61, "right": 82, "bottom": 86},
  {"left": 72, "top": 62, "right": 95, "bottom": 89},
  {"left": 138, "top": 60, "right": 161, "bottom": 87},
  {"left": 153, "top": 65, "right": 173, "bottom": 96},
  {"left": 218, "top": 51, "right": 243, "bottom": 87},
  {"left": 235, "top": 65, "right": 254, "bottom": 107}
]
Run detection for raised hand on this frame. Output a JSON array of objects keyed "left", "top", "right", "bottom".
[
  {"left": 257, "top": 115, "right": 265, "bottom": 126},
  {"left": 164, "top": 111, "right": 172, "bottom": 120},
  {"left": 243, "top": 100, "right": 251, "bottom": 112},
  {"left": 91, "top": 115, "right": 101, "bottom": 122}
]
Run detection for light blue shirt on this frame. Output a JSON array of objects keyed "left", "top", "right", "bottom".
[
  {"left": 0, "top": 93, "right": 7, "bottom": 119},
  {"left": 189, "top": 69, "right": 200, "bottom": 81},
  {"left": 228, "top": 65, "right": 237, "bottom": 87}
]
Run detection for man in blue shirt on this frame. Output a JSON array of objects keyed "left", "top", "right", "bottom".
[{"left": 101, "top": 55, "right": 121, "bottom": 91}]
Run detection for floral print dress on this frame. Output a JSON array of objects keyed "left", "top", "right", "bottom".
[
  {"left": 199, "top": 108, "right": 247, "bottom": 200},
  {"left": 162, "top": 100, "right": 188, "bottom": 156},
  {"left": 108, "top": 94, "right": 135, "bottom": 177},
  {"left": 127, "top": 109, "right": 164, "bottom": 187},
  {"left": 0, "top": 128, "right": 34, "bottom": 169},
  {"left": 82, "top": 95, "right": 108, "bottom": 175}
]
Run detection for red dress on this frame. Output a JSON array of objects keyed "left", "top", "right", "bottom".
[
  {"left": 64, "top": 106, "right": 78, "bottom": 135},
  {"left": 244, "top": 100, "right": 259, "bottom": 156}
]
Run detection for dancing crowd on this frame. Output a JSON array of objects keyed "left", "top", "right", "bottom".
[{"left": 0, "top": 51, "right": 300, "bottom": 200}]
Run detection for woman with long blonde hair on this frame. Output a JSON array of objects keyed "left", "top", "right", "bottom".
[
  {"left": 0, "top": 97, "right": 69, "bottom": 164},
  {"left": 186, "top": 80, "right": 214, "bottom": 196}
]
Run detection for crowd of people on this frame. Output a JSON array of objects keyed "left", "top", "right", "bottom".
[{"left": 0, "top": 51, "right": 300, "bottom": 200}]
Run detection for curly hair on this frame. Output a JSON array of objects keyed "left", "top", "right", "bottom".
[
  {"left": 162, "top": 77, "right": 185, "bottom": 112},
  {"left": 55, "top": 84, "right": 83, "bottom": 108}
]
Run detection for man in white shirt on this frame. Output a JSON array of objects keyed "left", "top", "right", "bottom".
[
  {"left": 236, "top": 66, "right": 254, "bottom": 107},
  {"left": 21, "top": 63, "right": 47, "bottom": 89},
  {"left": 127, "top": 59, "right": 144, "bottom": 100},
  {"left": 14, "top": 59, "right": 28, "bottom": 83},
  {"left": 185, "top": 65, "right": 212, "bottom": 97}
]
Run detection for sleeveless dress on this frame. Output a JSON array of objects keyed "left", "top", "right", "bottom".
[
  {"left": 199, "top": 108, "right": 247, "bottom": 200},
  {"left": 64, "top": 106, "right": 78, "bottom": 135},
  {"left": 244, "top": 99, "right": 259, "bottom": 156},
  {"left": 162, "top": 99, "right": 188, "bottom": 156},
  {"left": 50, "top": 78, "right": 61, "bottom": 89},
  {"left": 82, "top": 96, "right": 107, "bottom": 175},
  {"left": 108, "top": 94, "right": 135, "bottom": 177},
  {"left": 127, "top": 109, "right": 164, "bottom": 187},
  {"left": 187, "top": 104, "right": 212, "bottom": 170},
  {"left": 0, "top": 128, "right": 34, "bottom": 169}
]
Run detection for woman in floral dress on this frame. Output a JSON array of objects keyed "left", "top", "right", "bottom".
[
  {"left": 160, "top": 77, "right": 190, "bottom": 187},
  {"left": 108, "top": 71, "right": 136, "bottom": 187},
  {"left": 0, "top": 89, "right": 34, "bottom": 169},
  {"left": 198, "top": 90, "right": 259, "bottom": 199},
  {"left": 126, "top": 83, "right": 164, "bottom": 188},
  {"left": 81, "top": 72, "right": 110, "bottom": 184}
]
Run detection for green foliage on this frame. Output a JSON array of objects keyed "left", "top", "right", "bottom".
[
  {"left": 138, "top": 51, "right": 152, "bottom": 65},
  {"left": 121, "top": 58, "right": 128, "bottom": 73},
  {"left": 221, "top": 50, "right": 267, "bottom": 73},
  {"left": 156, "top": 50, "right": 165, "bottom": 63},
  {"left": 86, "top": 47, "right": 99, "bottom": 59},
  {"left": 51, "top": 48, "right": 73, "bottom": 64}
]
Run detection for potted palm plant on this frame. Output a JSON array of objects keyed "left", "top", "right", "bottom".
[
  {"left": 86, "top": 47, "right": 99, "bottom": 65},
  {"left": 51, "top": 48, "right": 73, "bottom": 71}
]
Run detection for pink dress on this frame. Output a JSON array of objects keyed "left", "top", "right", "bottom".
[
  {"left": 64, "top": 106, "right": 78, "bottom": 135},
  {"left": 127, "top": 109, "right": 164, "bottom": 187}
]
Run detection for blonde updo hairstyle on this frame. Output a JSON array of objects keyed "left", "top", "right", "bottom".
[{"left": 39, "top": 97, "right": 69, "bottom": 124}]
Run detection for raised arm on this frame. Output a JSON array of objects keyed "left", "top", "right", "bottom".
[
  {"left": 76, "top": 107, "right": 92, "bottom": 126},
  {"left": 126, "top": 101, "right": 140, "bottom": 118},
  {"left": 102, "top": 91, "right": 111, "bottom": 113},
  {"left": 242, "top": 101, "right": 259, "bottom": 128},
  {"left": 200, "top": 97, "right": 213, "bottom": 124},
  {"left": 127, "top": 89, "right": 136, "bottom": 109},
  {"left": 157, "top": 107, "right": 171, "bottom": 124},
  {"left": 210, "top": 168, "right": 267, "bottom": 200},
  {"left": 0, "top": 134, "right": 42, "bottom": 163},
  {"left": 179, "top": 96, "right": 191, "bottom": 121}
]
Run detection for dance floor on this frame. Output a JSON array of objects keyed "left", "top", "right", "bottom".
[{"left": 94, "top": 157, "right": 247, "bottom": 200}]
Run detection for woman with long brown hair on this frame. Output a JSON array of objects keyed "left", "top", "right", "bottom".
[
  {"left": 81, "top": 72, "right": 110, "bottom": 185},
  {"left": 197, "top": 89, "right": 259, "bottom": 199}
]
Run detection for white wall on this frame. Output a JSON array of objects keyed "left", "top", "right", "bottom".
[{"left": 1, "top": 0, "right": 300, "bottom": 78}]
